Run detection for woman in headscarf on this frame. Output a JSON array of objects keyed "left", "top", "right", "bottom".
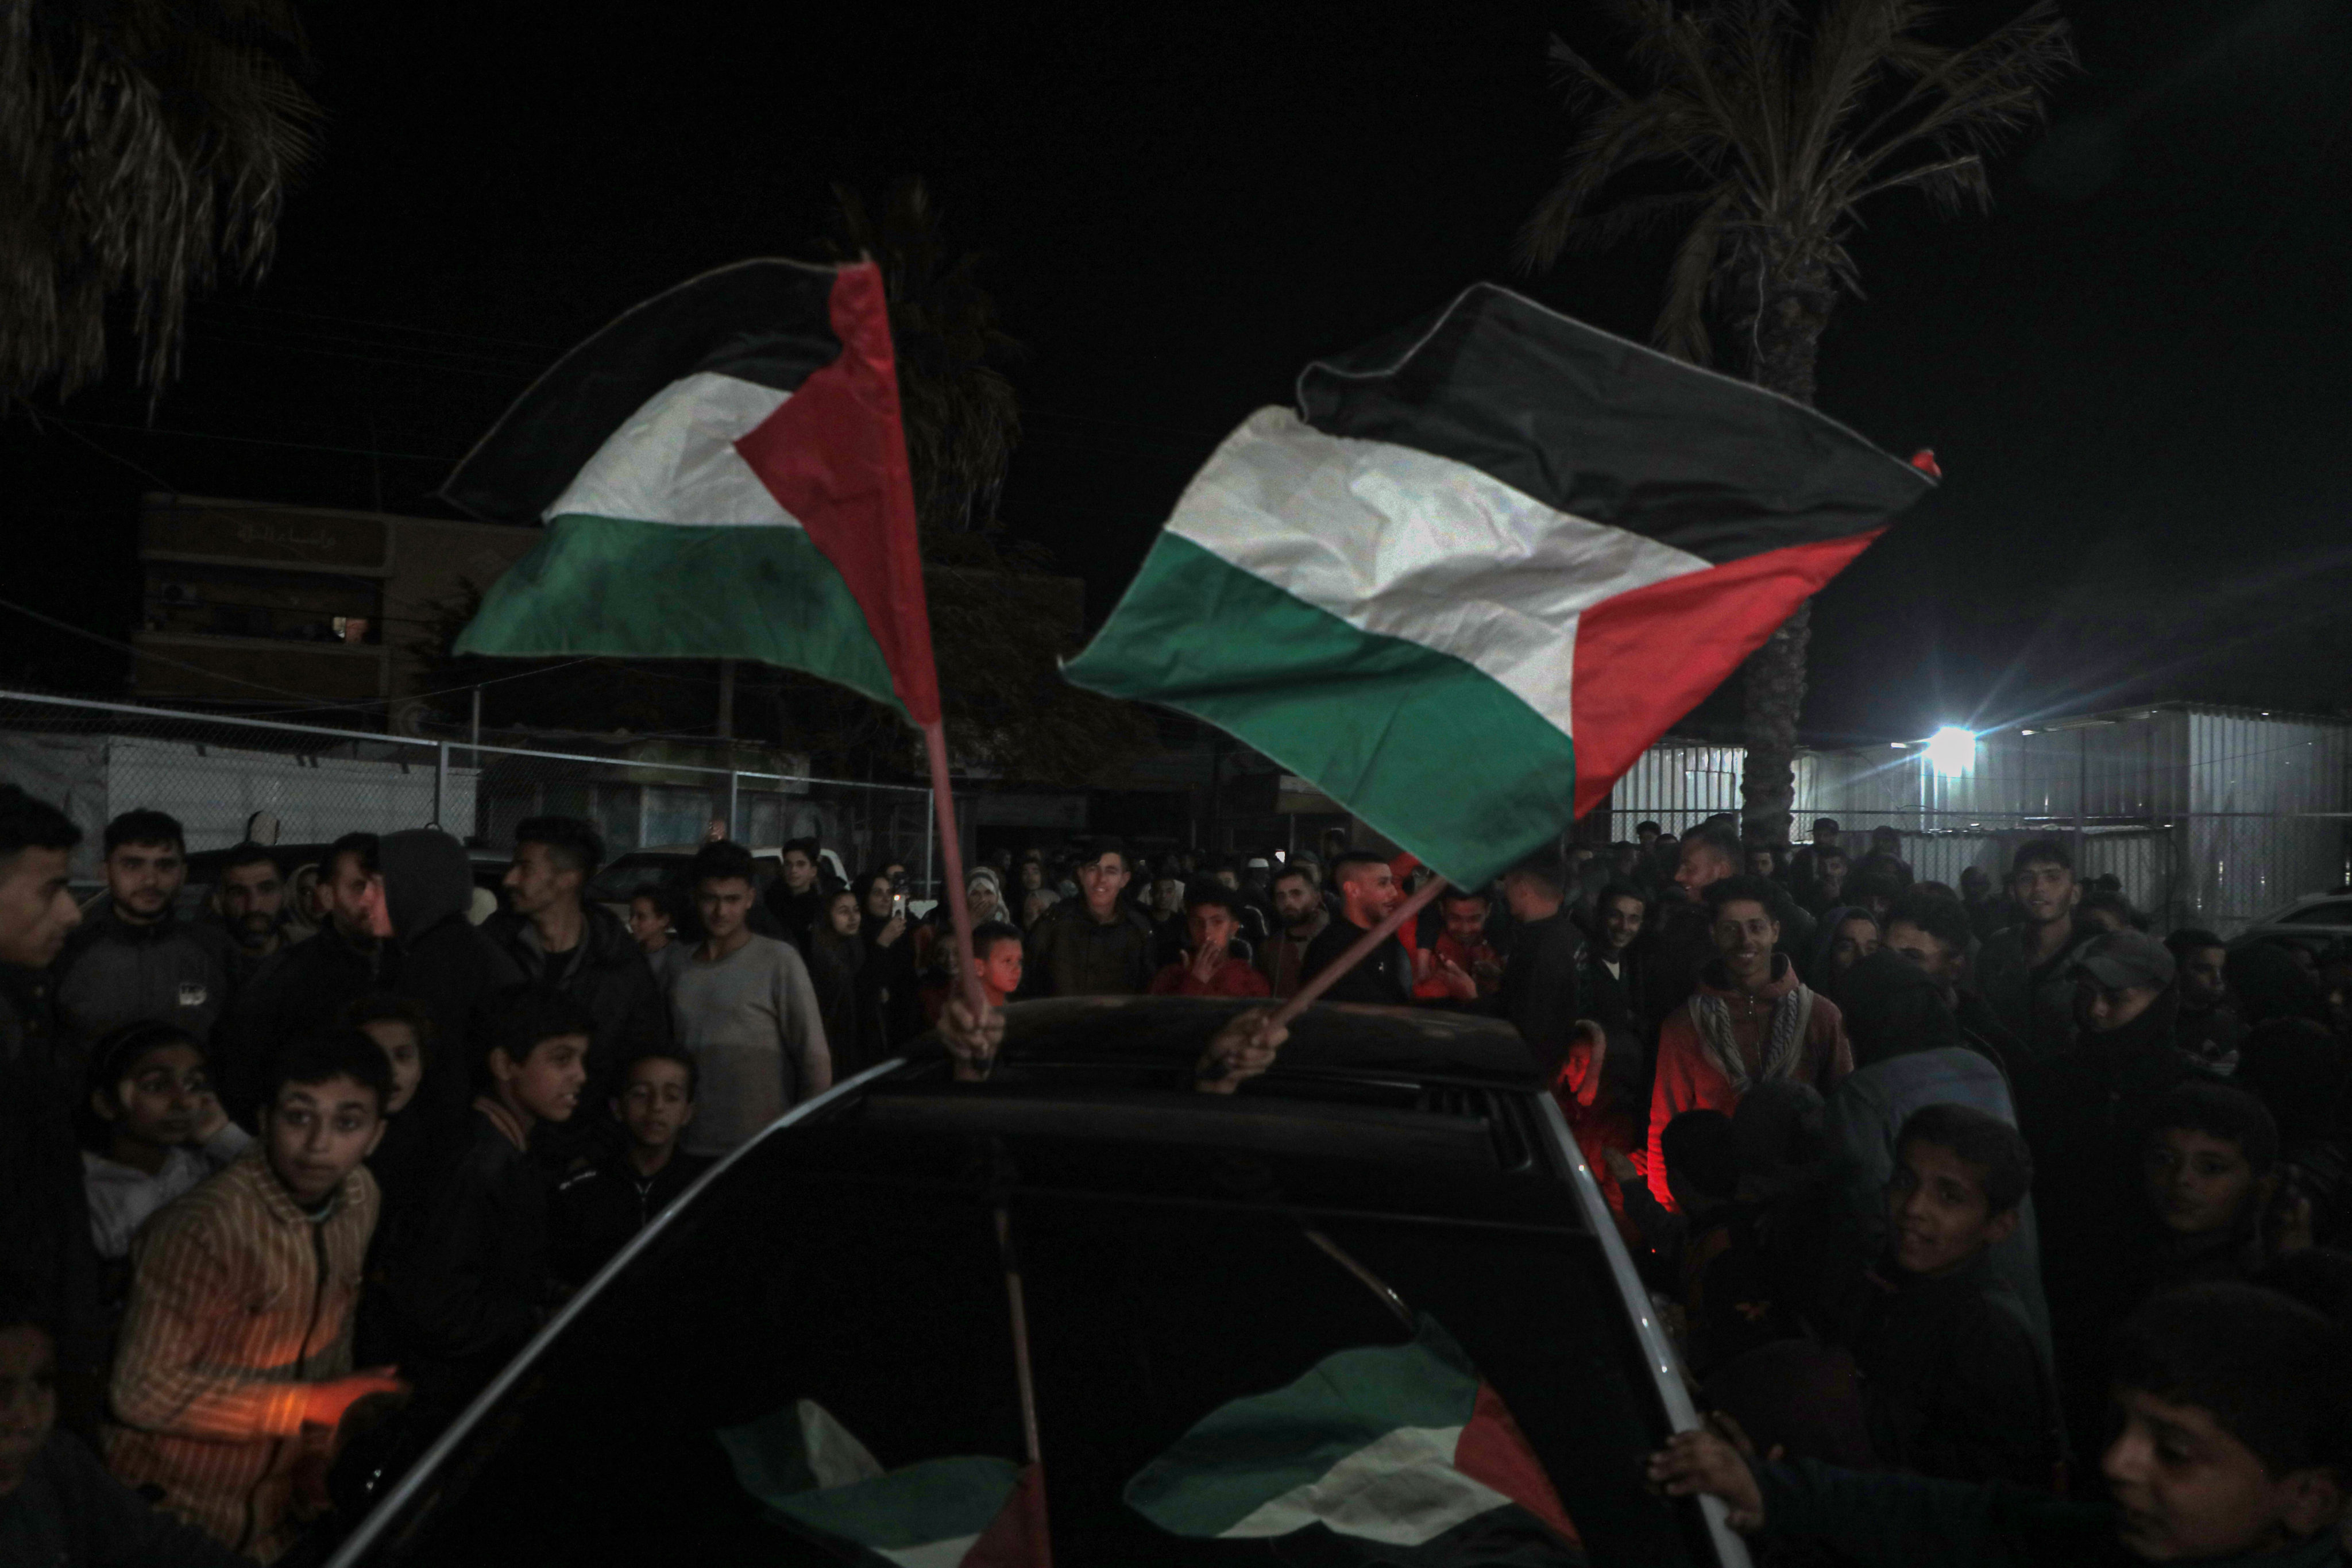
[
  {"left": 856, "top": 870, "right": 920, "bottom": 1048},
  {"left": 806, "top": 887, "right": 885, "bottom": 1078}
]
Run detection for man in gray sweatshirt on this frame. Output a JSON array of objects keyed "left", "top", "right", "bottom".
[{"left": 669, "top": 841, "right": 830, "bottom": 1156}]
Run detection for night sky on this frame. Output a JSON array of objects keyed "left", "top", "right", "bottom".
[{"left": 6, "top": 0, "right": 2347, "bottom": 746}]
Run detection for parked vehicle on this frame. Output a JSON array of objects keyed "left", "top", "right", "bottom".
[{"left": 325, "top": 997, "right": 1743, "bottom": 1568}]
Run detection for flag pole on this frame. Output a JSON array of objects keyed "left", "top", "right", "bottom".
[
  {"left": 1268, "top": 874, "right": 1447, "bottom": 1029},
  {"left": 921, "top": 717, "right": 992, "bottom": 1043}
]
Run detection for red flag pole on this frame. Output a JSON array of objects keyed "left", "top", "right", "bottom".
[
  {"left": 921, "top": 718, "right": 991, "bottom": 1033},
  {"left": 1268, "top": 874, "right": 1447, "bottom": 1029}
]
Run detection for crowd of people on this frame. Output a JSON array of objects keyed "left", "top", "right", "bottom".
[{"left": 7, "top": 782, "right": 2352, "bottom": 1565}]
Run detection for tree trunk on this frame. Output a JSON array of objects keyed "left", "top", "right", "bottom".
[{"left": 1728, "top": 245, "right": 1836, "bottom": 844}]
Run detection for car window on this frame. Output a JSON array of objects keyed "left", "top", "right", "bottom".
[
  {"left": 343, "top": 1092, "right": 1706, "bottom": 1567},
  {"left": 2280, "top": 900, "right": 2352, "bottom": 926}
]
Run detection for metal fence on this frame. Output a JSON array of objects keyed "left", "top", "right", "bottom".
[
  {"left": 0, "top": 688, "right": 938, "bottom": 891},
  {"left": 1609, "top": 709, "right": 2352, "bottom": 935}
]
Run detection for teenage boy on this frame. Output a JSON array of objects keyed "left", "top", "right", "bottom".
[
  {"left": 1301, "top": 851, "right": 1413, "bottom": 1006},
  {"left": 2167, "top": 929, "right": 2245, "bottom": 1075},
  {"left": 1651, "top": 1282, "right": 2352, "bottom": 1568},
  {"left": 1844, "top": 1104, "right": 2058, "bottom": 1486},
  {"left": 1149, "top": 884, "right": 1272, "bottom": 998},
  {"left": 1578, "top": 881, "right": 1649, "bottom": 1043},
  {"left": 1647, "top": 876, "right": 1851, "bottom": 1209},
  {"left": 1974, "top": 837, "right": 2096, "bottom": 1061},
  {"left": 2131, "top": 1082, "right": 2279, "bottom": 1299},
  {"left": 106, "top": 1033, "right": 403, "bottom": 1560},
  {"left": 377, "top": 828, "right": 527, "bottom": 1159},
  {"left": 0, "top": 1282, "right": 249, "bottom": 1568},
  {"left": 549, "top": 1047, "right": 713, "bottom": 1286},
  {"left": 55, "top": 810, "right": 235, "bottom": 1073},
  {"left": 1022, "top": 841, "right": 1156, "bottom": 997},
  {"left": 1255, "top": 866, "right": 1329, "bottom": 1000},
  {"left": 385, "top": 986, "right": 588, "bottom": 1407},
  {"left": 669, "top": 842, "right": 831, "bottom": 1157}
]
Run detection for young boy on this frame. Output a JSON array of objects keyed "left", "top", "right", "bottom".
[
  {"left": 1654, "top": 1282, "right": 2352, "bottom": 1566},
  {"left": 927, "top": 922, "right": 1028, "bottom": 1021},
  {"left": 1148, "top": 885, "right": 1271, "bottom": 998},
  {"left": 549, "top": 1047, "right": 714, "bottom": 1286},
  {"left": 105, "top": 1033, "right": 404, "bottom": 1560},
  {"left": 2131, "top": 1082, "right": 2279, "bottom": 1295},
  {"left": 340, "top": 995, "right": 435, "bottom": 1241},
  {"left": 79, "top": 1022, "right": 250, "bottom": 1265},
  {"left": 0, "top": 1283, "right": 249, "bottom": 1568},
  {"left": 384, "top": 986, "right": 589, "bottom": 1407},
  {"left": 1846, "top": 1104, "right": 2059, "bottom": 1486}
]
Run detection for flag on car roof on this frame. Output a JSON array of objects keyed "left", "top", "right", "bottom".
[
  {"left": 444, "top": 258, "right": 940, "bottom": 724},
  {"left": 719, "top": 1399, "right": 1047, "bottom": 1567},
  {"left": 1124, "top": 1317, "right": 1585, "bottom": 1564},
  {"left": 1061, "top": 283, "right": 1934, "bottom": 888}
]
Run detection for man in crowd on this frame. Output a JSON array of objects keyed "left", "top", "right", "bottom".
[
  {"left": 1647, "top": 875, "right": 1852, "bottom": 1207},
  {"left": 1855, "top": 825, "right": 1914, "bottom": 889},
  {"left": 1881, "top": 887, "right": 2026, "bottom": 1072},
  {"left": 2168, "top": 926, "right": 2245, "bottom": 1075},
  {"left": 671, "top": 841, "right": 830, "bottom": 1157},
  {"left": 218, "top": 833, "right": 392, "bottom": 1123},
  {"left": 1798, "top": 845, "right": 1851, "bottom": 920},
  {"left": 1578, "top": 880, "right": 1649, "bottom": 1056},
  {"left": 1786, "top": 817, "right": 1840, "bottom": 890},
  {"left": 54, "top": 810, "right": 235, "bottom": 1076},
  {"left": 377, "top": 828, "right": 524, "bottom": 1156},
  {"left": 1957, "top": 864, "right": 2005, "bottom": 941},
  {"left": 763, "top": 837, "right": 830, "bottom": 947},
  {"left": 1256, "top": 864, "right": 1328, "bottom": 1000},
  {"left": 1418, "top": 883, "right": 1503, "bottom": 1003},
  {"left": 106, "top": 1032, "right": 403, "bottom": 1560},
  {"left": 210, "top": 844, "right": 292, "bottom": 984},
  {"left": 485, "top": 816, "right": 669, "bottom": 1164},
  {"left": 1300, "top": 850, "right": 1412, "bottom": 1006},
  {"left": 1022, "top": 841, "right": 1155, "bottom": 998},
  {"left": 1149, "top": 883, "right": 1271, "bottom": 997},
  {"left": 0, "top": 786, "right": 101, "bottom": 1436},
  {"left": 551, "top": 1045, "right": 711, "bottom": 1287},
  {"left": 1495, "top": 849, "right": 1583, "bottom": 1076},
  {"left": 1974, "top": 837, "right": 2097, "bottom": 1062}
]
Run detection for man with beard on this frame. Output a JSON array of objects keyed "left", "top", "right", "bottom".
[
  {"left": 53, "top": 812, "right": 235, "bottom": 1082},
  {"left": 217, "top": 833, "right": 395, "bottom": 1124},
  {"left": 1973, "top": 838, "right": 2098, "bottom": 1064},
  {"left": 210, "top": 843, "right": 292, "bottom": 985},
  {"left": 1300, "top": 851, "right": 1412, "bottom": 1006},
  {"left": 1254, "top": 865, "right": 1329, "bottom": 1000}
]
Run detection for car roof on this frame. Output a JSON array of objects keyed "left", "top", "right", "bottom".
[{"left": 978, "top": 995, "right": 1542, "bottom": 1090}]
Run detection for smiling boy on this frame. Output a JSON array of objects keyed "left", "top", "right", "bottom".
[
  {"left": 1654, "top": 1282, "right": 2352, "bottom": 1567},
  {"left": 1845, "top": 1104, "right": 2059, "bottom": 1485},
  {"left": 105, "top": 1033, "right": 403, "bottom": 1559}
]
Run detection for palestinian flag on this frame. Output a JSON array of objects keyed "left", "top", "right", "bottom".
[
  {"left": 718, "top": 1399, "right": 1047, "bottom": 1567},
  {"left": 1124, "top": 1318, "right": 1585, "bottom": 1564},
  {"left": 1062, "top": 283, "right": 1934, "bottom": 887},
  {"left": 445, "top": 258, "right": 940, "bottom": 723}
]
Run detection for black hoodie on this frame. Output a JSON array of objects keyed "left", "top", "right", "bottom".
[{"left": 378, "top": 829, "right": 524, "bottom": 1154}]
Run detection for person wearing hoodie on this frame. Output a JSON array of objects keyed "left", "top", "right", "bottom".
[
  {"left": 1818, "top": 951, "right": 2052, "bottom": 1365},
  {"left": 1647, "top": 876, "right": 1852, "bottom": 1211},
  {"left": 375, "top": 828, "right": 525, "bottom": 1165},
  {"left": 482, "top": 817, "right": 669, "bottom": 1170}
]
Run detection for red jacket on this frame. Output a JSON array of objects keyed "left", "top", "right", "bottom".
[
  {"left": 1149, "top": 956, "right": 1272, "bottom": 999},
  {"left": 1646, "top": 958, "right": 1851, "bottom": 1209}
]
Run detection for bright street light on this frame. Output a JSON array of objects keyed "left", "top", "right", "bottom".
[{"left": 1926, "top": 725, "right": 1975, "bottom": 775}]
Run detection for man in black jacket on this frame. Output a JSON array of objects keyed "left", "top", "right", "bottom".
[
  {"left": 1300, "top": 851, "right": 1412, "bottom": 1006},
  {"left": 378, "top": 828, "right": 525, "bottom": 1165},
  {"left": 549, "top": 1046, "right": 712, "bottom": 1287},
  {"left": 484, "top": 817, "right": 668, "bottom": 1169},
  {"left": 52, "top": 810, "right": 235, "bottom": 1079},
  {"left": 1495, "top": 848, "right": 1582, "bottom": 1080},
  {"left": 215, "top": 832, "right": 393, "bottom": 1123}
]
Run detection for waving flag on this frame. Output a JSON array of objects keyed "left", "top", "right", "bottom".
[
  {"left": 1125, "top": 1318, "right": 1582, "bottom": 1563},
  {"left": 719, "top": 1400, "right": 1046, "bottom": 1567},
  {"left": 445, "top": 258, "right": 938, "bottom": 723},
  {"left": 1062, "top": 283, "right": 1934, "bottom": 887}
]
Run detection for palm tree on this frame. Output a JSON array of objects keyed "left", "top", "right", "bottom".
[
  {"left": 825, "top": 177, "right": 1022, "bottom": 534},
  {"left": 1516, "top": 0, "right": 2073, "bottom": 841},
  {"left": 0, "top": 0, "right": 318, "bottom": 401}
]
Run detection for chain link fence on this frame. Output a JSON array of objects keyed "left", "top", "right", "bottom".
[{"left": 0, "top": 688, "right": 937, "bottom": 892}]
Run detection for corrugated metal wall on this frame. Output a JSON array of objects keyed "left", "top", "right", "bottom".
[{"left": 1606, "top": 705, "right": 2351, "bottom": 933}]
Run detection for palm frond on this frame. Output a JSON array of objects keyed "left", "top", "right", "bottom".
[
  {"left": 1514, "top": 87, "right": 1727, "bottom": 272},
  {"left": 1654, "top": 192, "right": 1736, "bottom": 364}
]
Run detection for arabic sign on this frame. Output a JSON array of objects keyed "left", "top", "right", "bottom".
[{"left": 142, "top": 499, "right": 390, "bottom": 571}]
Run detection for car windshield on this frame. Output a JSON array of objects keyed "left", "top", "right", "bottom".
[
  {"left": 345, "top": 1071, "right": 1711, "bottom": 1567},
  {"left": 2280, "top": 900, "right": 2352, "bottom": 925}
]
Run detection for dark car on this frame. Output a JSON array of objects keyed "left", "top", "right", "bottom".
[{"left": 324, "top": 998, "right": 1745, "bottom": 1568}]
